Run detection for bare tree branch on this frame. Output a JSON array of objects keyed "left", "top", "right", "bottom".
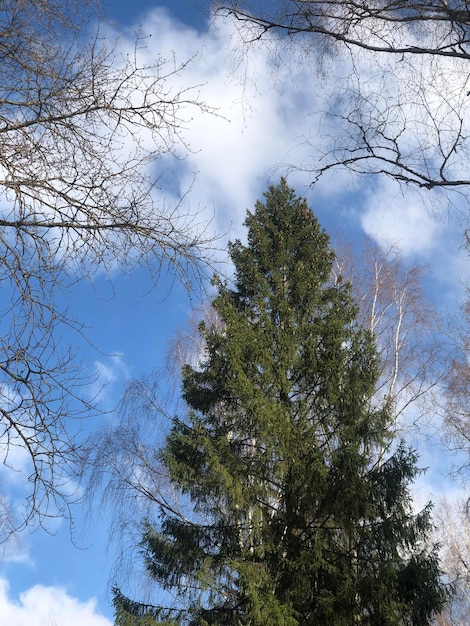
[
  {"left": 216, "top": 1, "right": 470, "bottom": 196},
  {"left": 432, "top": 497, "right": 470, "bottom": 625},
  {"left": 0, "top": 0, "right": 218, "bottom": 538},
  {"left": 217, "top": 1, "right": 470, "bottom": 60}
]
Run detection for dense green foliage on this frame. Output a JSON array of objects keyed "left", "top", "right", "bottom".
[{"left": 115, "top": 180, "right": 447, "bottom": 625}]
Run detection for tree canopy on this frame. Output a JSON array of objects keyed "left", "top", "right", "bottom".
[{"left": 114, "top": 180, "right": 447, "bottom": 625}]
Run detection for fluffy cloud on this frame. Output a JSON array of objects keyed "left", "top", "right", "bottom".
[
  {"left": 110, "top": 8, "right": 467, "bottom": 277},
  {"left": 0, "top": 578, "right": 112, "bottom": 626},
  {"left": 110, "top": 9, "right": 342, "bottom": 245},
  {"left": 360, "top": 181, "right": 444, "bottom": 257}
]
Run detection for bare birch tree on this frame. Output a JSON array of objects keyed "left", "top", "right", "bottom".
[
  {"left": 0, "top": 0, "right": 216, "bottom": 538},
  {"left": 216, "top": 1, "right": 470, "bottom": 197},
  {"left": 333, "top": 236, "right": 446, "bottom": 436}
]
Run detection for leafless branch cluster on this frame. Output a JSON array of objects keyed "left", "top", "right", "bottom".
[
  {"left": 0, "top": 0, "right": 217, "bottom": 537},
  {"left": 218, "top": 1, "right": 470, "bottom": 59},
  {"left": 432, "top": 496, "right": 470, "bottom": 625},
  {"left": 438, "top": 294, "right": 470, "bottom": 475},
  {"left": 216, "top": 1, "right": 470, "bottom": 196},
  {"left": 1, "top": 5, "right": 216, "bottom": 279},
  {"left": 85, "top": 302, "right": 221, "bottom": 531}
]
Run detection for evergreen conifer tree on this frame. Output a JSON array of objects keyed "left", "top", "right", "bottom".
[{"left": 114, "top": 180, "right": 447, "bottom": 625}]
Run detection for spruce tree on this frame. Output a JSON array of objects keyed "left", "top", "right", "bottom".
[{"left": 114, "top": 180, "right": 447, "bottom": 625}]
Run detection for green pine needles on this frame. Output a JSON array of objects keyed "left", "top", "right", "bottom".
[{"left": 114, "top": 179, "right": 447, "bottom": 625}]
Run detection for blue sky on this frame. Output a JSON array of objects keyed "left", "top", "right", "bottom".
[{"left": 1, "top": 1, "right": 469, "bottom": 624}]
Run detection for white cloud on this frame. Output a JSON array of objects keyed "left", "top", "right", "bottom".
[
  {"left": 113, "top": 8, "right": 467, "bottom": 279},
  {"left": 0, "top": 578, "right": 112, "bottom": 626},
  {"left": 109, "top": 10, "right": 337, "bottom": 247},
  {"left": 360, "top": 181, "right": 444, "bottom": 257},
  {"left": 89, "top": 354, "right": 131, "bottom": 407}
]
